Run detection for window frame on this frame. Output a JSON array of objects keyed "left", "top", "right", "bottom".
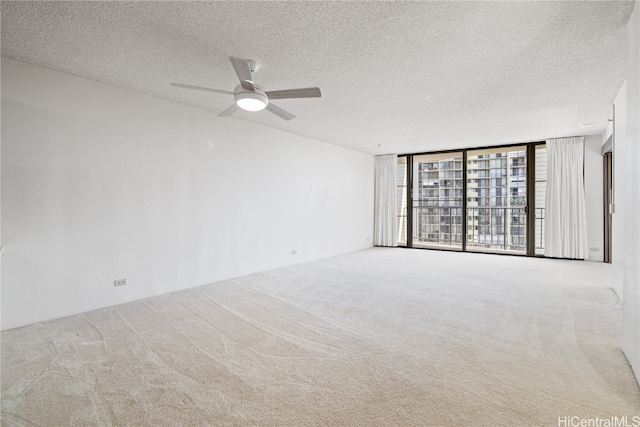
[{"left": 396, "top": 141, "right": 546, "bottom": 257}]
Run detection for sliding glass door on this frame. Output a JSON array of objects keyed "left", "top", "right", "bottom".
[
  {"left": 397, "top": 142, "right": 547, "bottom": 256},
  {"left": 466, "top": 146, "right": 527, "bottom": 254}
]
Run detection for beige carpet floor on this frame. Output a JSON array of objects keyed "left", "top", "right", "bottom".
[{"left": 2, "top": 248, "right": 639, "bottom": 426}]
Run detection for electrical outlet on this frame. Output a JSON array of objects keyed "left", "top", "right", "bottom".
[
  {"left": 291, "top": 250, "right": 297, "bottom": 255},
  {"left": 114, "top": 278, "right": 127, "bottom": 287},
  {"left": 590, "top": 247, "right": 600, "bottom": 252}
]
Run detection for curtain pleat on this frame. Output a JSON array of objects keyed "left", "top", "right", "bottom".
[
  {"left": 374, "top": 155, "right": 398, "bottom": 247},
  {"left": 544, "top": 137, "right": 589, "bottom": 259}
]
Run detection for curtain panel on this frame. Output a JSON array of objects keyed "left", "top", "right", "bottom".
[
  {"left": 544, "top": 137, "right": 589, "bottom": 259},
  {"left": 374, "top": 154, "right": 398, "bottom": 247}
]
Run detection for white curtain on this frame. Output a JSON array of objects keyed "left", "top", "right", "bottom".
[
  {"left": 374, "top": 154, "right": 398, "bottom": 247},
  {"left": 544, "top": 137, "right": 589, "bottom": 259}
]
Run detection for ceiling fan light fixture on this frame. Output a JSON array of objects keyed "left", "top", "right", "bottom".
[{"left": 236, "top": 91, "right": 269, "bottom": 111}]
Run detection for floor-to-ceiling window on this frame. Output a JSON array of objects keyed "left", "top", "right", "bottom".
[
  {"left": 397, "top": 142, "right": 546, "bottom": 256},
  {"left": 412, "top": 153, "right": 464, "bottom": 249},
  {"left": 534, "top": 145, "right": 547, "bottom": 255},
  {"left": 397, "top": 156, "right": 408, "bottom": 246}
]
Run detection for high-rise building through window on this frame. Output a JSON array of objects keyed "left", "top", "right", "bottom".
[{"left": 397, "top": 142, "right": 546, "bottom": 255}]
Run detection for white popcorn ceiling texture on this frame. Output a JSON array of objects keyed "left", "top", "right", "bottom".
[{"left": 1, "top": 1, "right": 635, "bottom": 154}]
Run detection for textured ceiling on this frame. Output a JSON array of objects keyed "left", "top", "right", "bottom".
[{"left": 1, "top": 1, "right": 635, "bottom": 154}]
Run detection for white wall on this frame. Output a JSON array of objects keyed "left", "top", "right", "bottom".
[
  {"left": 614, "top": 1, "right": 640, "bottom": 385},
  {"left": 584, "top": 134, "right": 604, "bottom": 262},
  {"left": 612, "top": 81, "right": 627, "bottom": 300},
  {"left": 621, "top": 1, "right": 640, "bottom": 385},
  {"left": 1, "top": 59, "right": 374, "bottom": 330}
]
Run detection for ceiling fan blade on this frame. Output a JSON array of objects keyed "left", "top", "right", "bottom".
[
  {"left": 218, "top": 103, "right": 240, "bottom": 117},
  {"left": 266, "top": 103, "right": 295, "bottom": 121},
  {"left": 266, "top": 87, "right": 322, "bottom": 100},
  {"left": 171, "top": 83, "right": 233, "bottom": 95},
  {"left": 229, "top": 57, "right": 255, "bottom": 91}
]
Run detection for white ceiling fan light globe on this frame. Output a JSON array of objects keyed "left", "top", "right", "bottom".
[{"left": 235, "top": 91, "right": 269, "bottom": 111}]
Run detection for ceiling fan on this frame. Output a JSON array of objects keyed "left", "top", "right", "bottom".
[{"left": 171, "top": 57, "right": 321, "bottom": 121}]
